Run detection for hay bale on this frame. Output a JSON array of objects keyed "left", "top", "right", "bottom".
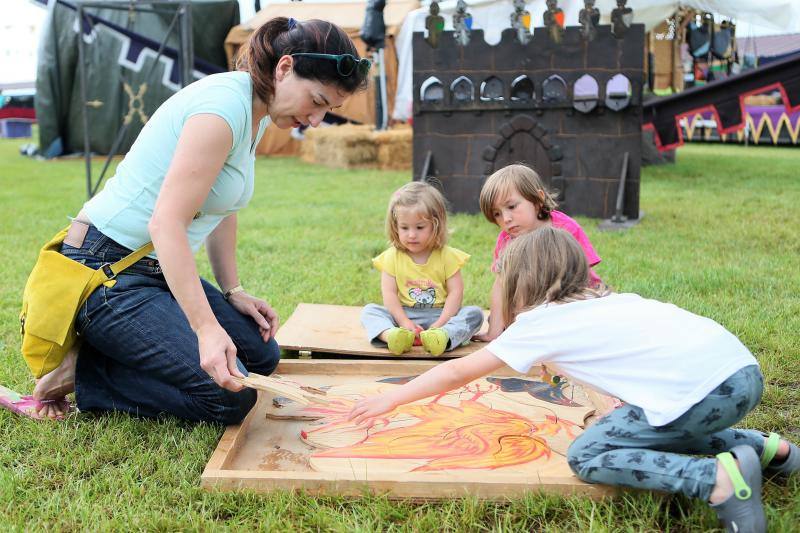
[
  {"left": 374, "top": 125, "right": 412, "bottom": 170},
  {"left": 299, "top": 131, "right": 316, "bottom": 164},
  {"left": 300, "top": 124, "right": 412, "bottom": 170},
  {"left": 304, "top": 124, "right": 376, "bottom": 168}
]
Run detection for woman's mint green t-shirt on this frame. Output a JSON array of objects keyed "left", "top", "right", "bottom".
[{"left": 84, "top": 71, "right": 270, "bottom": 256}]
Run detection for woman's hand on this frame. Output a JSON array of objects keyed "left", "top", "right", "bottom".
[
  {"left": 227, "top": 291, "right": 280, "bottom": 341},
  {"left": 197, "top": 323, "right": 244, "bottom": 391},
  {"left": 348, "top": 393, "right": 398, "bottom": 426}
]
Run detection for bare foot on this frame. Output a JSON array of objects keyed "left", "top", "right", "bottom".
[
  {"left": 766, "top": 435, "right": 791, "bottom": 462},
  {"left": 36, "top": 400, "right": 70, "bottom": 420},
  {"left": 709, "top": 457, "right": 735, "bottom": 504},
  {"left": 32, "top": 346, "right": 78, "bottom": 418}
]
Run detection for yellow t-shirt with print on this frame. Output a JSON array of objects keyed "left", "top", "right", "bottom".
[{"left": 372, "top": 246, "right": 470, "bottom": 308}]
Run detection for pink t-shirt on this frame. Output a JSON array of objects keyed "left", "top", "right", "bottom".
[{"left": 491, "top": 210, "right": 602, "bottom": 286}]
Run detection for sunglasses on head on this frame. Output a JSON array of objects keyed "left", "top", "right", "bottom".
[{"left": 290, "top": 53, "right": 372, "bottom": 77}]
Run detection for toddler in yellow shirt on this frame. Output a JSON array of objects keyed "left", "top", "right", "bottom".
[{"left": 360, "top": 182, "right": 483, "bottom": 355}]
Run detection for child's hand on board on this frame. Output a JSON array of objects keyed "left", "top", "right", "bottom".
[
  {"left": 348, "top": 393, "right": 398, "bottom": 426},
  {"left": 400, "top": 320, "right": 418, "bottom": 331},
  {"left": 413, "top": 324, "right": 423, "bottom": 346},
  {"left": 402, "top": 322, "right": 424, "bottom": 346},
  {"left": 472, "top": 329, "right": 500, "bottom": 343}
]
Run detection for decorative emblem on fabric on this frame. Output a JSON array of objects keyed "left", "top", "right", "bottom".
[{"left": 122, "top": 82, "right": 149, "bottom": 125}]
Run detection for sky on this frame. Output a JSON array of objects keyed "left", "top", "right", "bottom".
[{"left": 0, "top": 0, "right": 792, "bottom": 89}]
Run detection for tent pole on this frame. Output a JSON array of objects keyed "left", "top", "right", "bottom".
[
  {"left": 379, "top": 47, "right": 389, "bottom": 130},
  {"left": 179, "top": 1, "right": 194, "bottom": 88},
  {"left": 372, "top": 51, "right": 381, "bottom": 129},
  {"left": 77, "top": 5, "right": 93, "bottom": 200}
]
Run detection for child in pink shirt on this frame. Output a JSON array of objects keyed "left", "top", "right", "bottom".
[{"left": 476, "top": 164, "right": 602, "bottom": 342}]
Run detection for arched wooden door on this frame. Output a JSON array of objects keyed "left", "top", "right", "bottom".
[{"left": 493, "top": 131, "right": 553, "bottom": 188}]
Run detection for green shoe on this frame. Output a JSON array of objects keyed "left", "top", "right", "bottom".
[
  {"left": 760, "top": 432, "right": 800, "bottom": 477},
  {"left": 420, "top": 328, "right": 449, "bottom": 356},
  {"left": 386, "top": 327, "right": 414, "bottom": 355},
  {"left": 711, "top": 445, "right": 766, "bottom": 533}
]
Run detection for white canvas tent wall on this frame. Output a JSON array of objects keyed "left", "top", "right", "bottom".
[
  {"left": 225, "top": 0, "right": 419, "bottom": 155},
  {"left": 393, "top": 0, "right": 800, "bottom": 120}
]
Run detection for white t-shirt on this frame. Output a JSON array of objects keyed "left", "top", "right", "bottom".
[{"left": 486, "top": 293, "right": 757, "bottom": 426}]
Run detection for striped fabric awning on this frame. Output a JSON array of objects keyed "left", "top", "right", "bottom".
[{"left": 737, "top": 33, "right": 800, "bottom": 58}]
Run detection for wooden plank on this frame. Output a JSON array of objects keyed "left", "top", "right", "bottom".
[
  {"left": 201, "top": 470, "right": 614, "bottom": 500},
  {"left": 203, "top": 415, "right": 246, "bottom": 472},
  {"left": 275, "top": 359, "right": 552, "bottom": 378},
  {"left": 204, "top": 426, "right": 237, "bottom": 472},
  {"left": 275, "top": 303, "right": 488, "bottom": 358},
  {"left": 202, "top": 359, "right": 617, "bottom": 500}
]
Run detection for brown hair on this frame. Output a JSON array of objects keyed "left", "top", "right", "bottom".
[
  {"left": 479, "top": 164, "right": 558, "bottom": 225},
  {"left": 236, "top": 18, "right": 369, "bottom": 105},
  {"left": 499, "top": 226, "right": 609, "bottom": 325},
  {"left": 385, "top": 182, "right": 449, "bottom": 252}
]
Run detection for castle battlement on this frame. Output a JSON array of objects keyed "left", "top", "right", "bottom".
[{"left": 412, "top": 24, "right": 644, "bottom": 219}]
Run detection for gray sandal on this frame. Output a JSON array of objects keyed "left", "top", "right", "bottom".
[
  {"left": 710, "top": 445, "right": 766, "bottom": 533},
  {"left": 760, "top": 432, "right": 800, "bottom": 477}
]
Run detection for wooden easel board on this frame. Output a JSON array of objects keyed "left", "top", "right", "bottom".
[
  {"left": 275, "top": 303, "right": 489, "bottom": 358},
  {"left": 201, "top": 359, "right": 615, "bottom": 500}
]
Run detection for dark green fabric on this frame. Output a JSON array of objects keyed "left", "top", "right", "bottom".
[{"left": 35, "top": 0, "right": 239, "bottom": 157}]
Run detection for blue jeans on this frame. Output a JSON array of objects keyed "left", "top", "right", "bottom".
[
  {"left": 567, "top": 365, "right": 764, "bottom": 500},
  {"left": 62, "top": 226, "right": 280, "bottom": 424}
]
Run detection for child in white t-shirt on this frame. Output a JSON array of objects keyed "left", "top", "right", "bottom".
[{"left": 349, "top": 227, "right": 798, "bottom": 533}]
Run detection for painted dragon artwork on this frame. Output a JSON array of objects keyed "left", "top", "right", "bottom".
[{"left": 266, "top": 374, "right": 598, "bottom": 475}]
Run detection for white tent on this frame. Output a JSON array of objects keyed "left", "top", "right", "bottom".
[{"left": 393, "top": 0, "right": 800, "bottom": 120}]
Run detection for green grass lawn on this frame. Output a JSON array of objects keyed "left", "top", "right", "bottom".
[{"left": 0, "top": 138, "right": 798, "bottom": 530}]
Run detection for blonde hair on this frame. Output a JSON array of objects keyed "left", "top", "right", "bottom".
[
  {"left": 479, "top": 164, "right": 558, "bottom": 225},
  {"left": 385, "top": 182, "right": 448, "bottom": 251},
  {"left": 499, "top": 226, "right": 610, "bottom": 325}
]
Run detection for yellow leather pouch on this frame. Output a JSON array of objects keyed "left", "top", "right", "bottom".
[{"left": 19, "top": 226, "right": 153, "bottom": 378}]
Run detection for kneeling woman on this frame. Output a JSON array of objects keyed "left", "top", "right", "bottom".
[{"left": 33, "top": 17, "right": 369, "bottom": 423}]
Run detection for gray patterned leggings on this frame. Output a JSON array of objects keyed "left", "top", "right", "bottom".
[{"left": 567, "top": 365, "right": 764, "bottom": 501}]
